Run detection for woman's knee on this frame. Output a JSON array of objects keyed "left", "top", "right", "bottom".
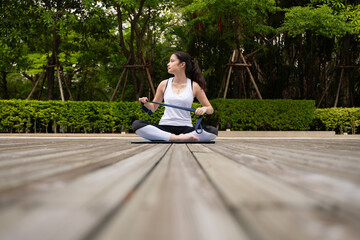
[
  {"left": 204, "top": 125, "right": 218, "bottom": 136},
  {"left": 132, "top": 120, "right": 149, "bottom": 132}
]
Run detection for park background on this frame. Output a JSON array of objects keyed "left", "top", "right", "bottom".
[{"left": 1, "top": 0, "right": 359, "bottom": 133}]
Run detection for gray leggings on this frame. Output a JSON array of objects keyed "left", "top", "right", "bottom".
[{"left": 132, "top": 120, "right": 218, "bottom": 141}]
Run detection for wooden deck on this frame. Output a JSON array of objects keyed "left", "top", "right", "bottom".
[{"left": 0, "top": 135, "right": 360, "bottom": 240}]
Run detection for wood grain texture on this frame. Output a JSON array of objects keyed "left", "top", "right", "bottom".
[
  {"left": 188, "top": 140, "right": 360, "bottom": 240},
  {"left": 0, "top": 140, "right": 169, "bottom": 240},
  {"left": 92, "top": 144, "right": 248, "bottom": 240},
  {"left": 0, "top": 138, "right": 359, "bottom": 240}
]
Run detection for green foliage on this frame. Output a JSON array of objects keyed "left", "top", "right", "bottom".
[
  {"left": 283, "top": 1, "right": 358, "bottom": 38},
  {"left": 0, "top": 99, "right": 321, "bottom": 133},
  {"left": 0, "top": 99, "right": 165, "bottom": 133},
  {"left": 182, "top": 0, "right": 278, "bottom": 44},
  {"left": 351, "top": 4, "right": 360, "bottom": 36},
  {"left": 25, "top": 53, "right": 48, "bottom": 75},
  {"left": 0, "top": 42, "right": 30, "bottom": 75},
  {"left": 174, "top": 0, "right": 280, "bottom": 100},
  {"left": 313, "top": 108, "right": 360, "bottom": 134},
  {"left": 1, "top": 0, "right": 359, "bottom": 106},
  {"left": 206, "top": 99, "right": 316, "bottom": 131},
  {"left": 1, "top": 99, "right": 359, "bottom": 134}
]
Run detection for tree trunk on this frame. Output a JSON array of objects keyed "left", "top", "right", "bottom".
[
  {"left": 1, "top": 71, "right": 9, "bottom": 99},
  {"left": 47, "top": 18, "right": 61, "bottom": 100},
  {"left": 340, "top": 35, "right": 352, "bottom": 106},
  {"left": 46, "top": 56, "right": 56, "bottom": 100},
  {"left": 116, "top": 2, "right": 150, "bottom": 100},
  {"left": 130, "top": 68, "right": 140, "bottom": 100}
]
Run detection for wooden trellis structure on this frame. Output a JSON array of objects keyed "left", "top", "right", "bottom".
[
  {"left": 27, "top": 62, "right": 73, "bottom": 101},
  {"left": 218, "top": 49, "right": 262, "bottom": 99},
  {"left": 317, "top": 65, "right": 360, "bottom": 108},
  {"left": 109, "top": 57, "right": 156, "bottom": 102}
]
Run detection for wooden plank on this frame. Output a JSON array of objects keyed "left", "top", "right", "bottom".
[
  {"left": 226, "top": 63, "right": 252, "bottom": 67},
  {"left": 185, "top": 143, "right": 213, "bottom": 152},
  {"left": 188, "top": 144, "right": 360, "bottom": 240},
  {"left": 0, "top": 139, "right": 139, "bottom": 169},
  {"left": 0, "top": 139, "right": 114, "bottom": 161},
  {"left": 91, "top": 144, "right": 249, "bottom": 240},
  {"left": 0, "top": 144, "right": 170, "bottom": 240},
  {"left": 207, "top": 140, "right": 360, "bottom": 220},
  {"left": 188, "top": 144, "right": 316, "bottom": 207},
  {"left": 216, "top": 139, "right": 360, "bottom": 182},
  {"left": 0, "top": 139, "right": 79, "bottom": 153},
  {"left": 0, "top": 140, "right": 150, "bottom": 201}
]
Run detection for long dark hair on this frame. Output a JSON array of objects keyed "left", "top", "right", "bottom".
[{"left": 173, "top": 51, "right": 206, "bottom": 90}]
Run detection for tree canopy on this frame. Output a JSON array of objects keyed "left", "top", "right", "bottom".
[{"left": 1, "top": 0, "right": 359, "bottom": 107}]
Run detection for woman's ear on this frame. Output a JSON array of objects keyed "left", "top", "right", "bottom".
[{"left": 181, "top": 61, "right": 186, "bottom": 69}]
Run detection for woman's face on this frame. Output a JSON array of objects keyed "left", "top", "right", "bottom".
[{"left": 167, "top": 54, "right": 185, "bottom": 74}]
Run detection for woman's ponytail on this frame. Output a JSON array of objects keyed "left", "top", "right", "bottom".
[
  {"left": 174, "top": 51, "right": 206, "bottom": 90},
  {"left": 190, "top": 58, "right": 206, "bottom": 90}
]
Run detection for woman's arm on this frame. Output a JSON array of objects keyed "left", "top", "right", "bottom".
[
  {"left": 193, "top": 81, "right": 214, "bottom": 115},
  {"left": 138, "top": 80, "right": 168, "bottom": 112}
]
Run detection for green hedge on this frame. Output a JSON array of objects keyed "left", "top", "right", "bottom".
[
  {"left": 0, "top": 99, "right": 359, "bottom": 134},
  {"left": 206, "top": 99, "right": 316, "bottom": 131},
  {"left": 0, "top": 100, "right": 201, "bottom": 133},
  {"left": 313, "top": 108, "right": 360, "bottom": 134}
]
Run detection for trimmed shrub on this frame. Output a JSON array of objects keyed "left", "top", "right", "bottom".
[
  {"left": 0, "top": 100, "right": 171, "bottom": 133},
  {"left": 1, "top": 99, "right": 358, "bottom": 134},
  {"left": 313, "top": 108, "right": 360, "bottom": 134},
  {"left": 206, "top": 99, "right": 316, "bottom": 131}
]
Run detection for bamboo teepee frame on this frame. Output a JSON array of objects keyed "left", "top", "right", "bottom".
[
  {"left": 218, "top": 49, "right": 262, "bottom": 99},
  {"left": 27, "top": 62, "right": 73, "bottom": 101},
  {"left": 109, "top": 56, "right": 156, "bottom": 102}
]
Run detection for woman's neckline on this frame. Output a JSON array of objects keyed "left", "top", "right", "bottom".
[{"left": 171, "top": 78, "right": 188, "bottom": 95}]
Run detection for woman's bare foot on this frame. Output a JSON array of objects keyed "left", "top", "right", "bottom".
[{"left": 170, "top": 134, "right": 199, "bottom": 141}]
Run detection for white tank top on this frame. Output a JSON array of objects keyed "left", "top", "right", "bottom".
[{"left": 159, "top": 77, "right": 194, "bottom": 126}]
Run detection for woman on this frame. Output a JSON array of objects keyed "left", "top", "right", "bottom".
[{"left": 132, "top": 51, "right": 218, "bottom": 141}]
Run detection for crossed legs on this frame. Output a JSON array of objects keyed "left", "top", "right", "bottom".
[{"left": 132, "top": 120, "right": 218, "bottom": 141}]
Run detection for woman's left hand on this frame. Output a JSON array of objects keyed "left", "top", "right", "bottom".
[{"left": 195, "top": 107, "right": 208, "bottom": 115}]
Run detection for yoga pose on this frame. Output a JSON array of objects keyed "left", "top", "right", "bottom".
[{"left": 132, "top": 51, "right": 218, "bottom": 141}]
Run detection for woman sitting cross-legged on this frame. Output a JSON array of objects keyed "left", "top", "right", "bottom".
[{"left": 132, "top": 51, "right": 218, "bottom": 142}]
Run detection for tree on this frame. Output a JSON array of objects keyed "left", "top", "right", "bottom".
[
  {"left": 281, "top": 0, "right": 360, "bottom": 106},
  {"left": 178, "top": 0, "right": 278, "bottom": 99},
  {"left": 34, "top": 0, "right": 84, "bottom": 100},
  {"left": 1, "top": 0, "right": 86, "bottom": 100},
  {"left": 100, "top": 0, "right": 177, "bottom": 100},
  {"left": 1, "top": 0, "right": 359, "bottom": 106},
  {"left": 282, "top": 1, "right": 357, "bottom": 38},
  {"left": 0, "top": 0, "right": 36, "bottom": 99}
]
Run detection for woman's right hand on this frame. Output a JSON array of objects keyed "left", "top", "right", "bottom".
[
  {"left": 139, "top": 97, "right": 155, "bottom": 112},
  {"left": 139, "top": 97, "right": 149, "bottom": 104}
]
